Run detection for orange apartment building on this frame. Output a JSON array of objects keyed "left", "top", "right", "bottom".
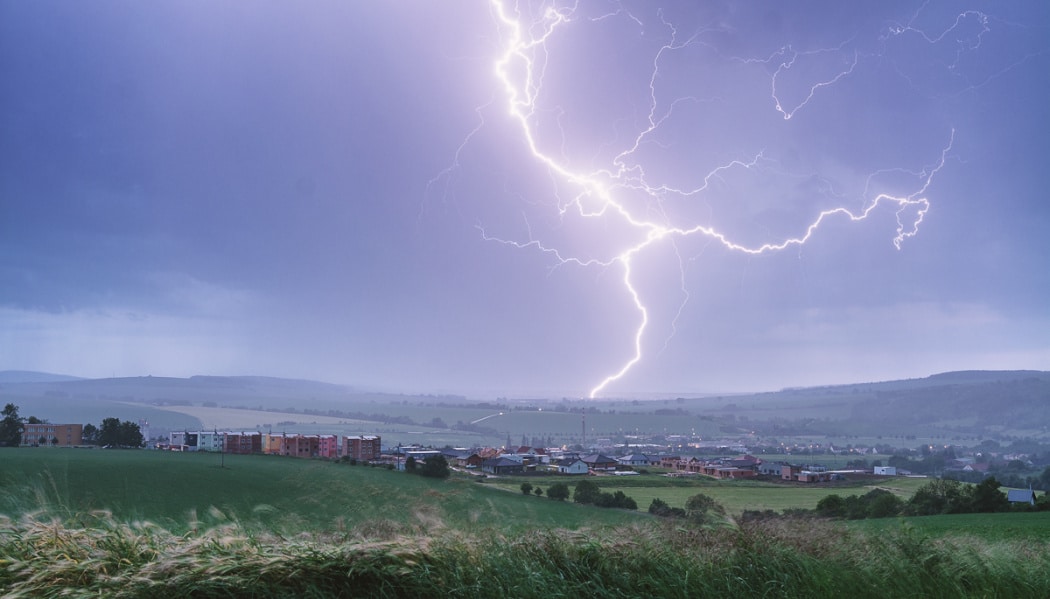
[{"left": 21, "top": 423, "right": 83, "bottom": 447}]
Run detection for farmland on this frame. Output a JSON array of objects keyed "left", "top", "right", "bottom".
[{"left": 4, "top": 448, "right": 1050, "bottom": 598}]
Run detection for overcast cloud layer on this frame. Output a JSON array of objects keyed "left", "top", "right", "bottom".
[{"left": 2, "top": 1, "right": 1048, "bottom": 397}]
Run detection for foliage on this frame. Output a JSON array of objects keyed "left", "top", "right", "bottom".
[
  {"left": 816, "top": 494, "right": 846, "bottom": 518},
  {"left": 417, "top": 455, "right": 450, "bottom": 479},
  {"left": 82, "top": 423, "right": 99, "bottom": 445},
  {"left": 819, "top": 477, "right": 1013, "bottom": 521},
  {"left": 533, "top": 487, "right": 543, "bottom": 497},
  {"left": 573, "top": 480, "right": 602, "bottom": 505},
  {"left": 573, "top": 480, "right": 637, "bottom": 510},
  {"left": 648, "top": 497, "right": 685, "bottom": 518},
  {"left": 97, "top": 418, "right": 144, "bottom": 448},
  {"left": 969, "top": 477, "right": 1009, "bottom": 513},
  {"left": 0, "top": 403, "right": 24, "bottom": 447},
  {"left": 520, "top": 482, "right": 533, "bottom": 495},
  {"left": 684, "top": 492, "right": 727, "bottom": 525},
  {"left": 546, "top": 483, "right": 569, "bottom": 501},
  {"left": 906, "top": 478, "right": 970, "bottom": 516}
]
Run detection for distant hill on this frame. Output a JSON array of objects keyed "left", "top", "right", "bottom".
[{"left": 0, "top": 371, "right": 84, "bottom": 384}]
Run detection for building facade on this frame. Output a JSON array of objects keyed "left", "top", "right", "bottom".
[
  {"left": 343, "top": 435, "right": 381, "bottom": 460},
  {"left": 21, "top": 423, "right": 83, "bottom": 447}
]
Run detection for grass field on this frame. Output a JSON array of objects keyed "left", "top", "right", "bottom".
[
  {"left": 851, "top": 511, "right": 1050, "bottom": 541},
  {"left": 0, "top": 448, "right": 642, "bottom": 534},
  {"left": 487, "top": 472, "right": 930, "bottom": 515},
  {"left": 5, "top": 448, "right": 1050, "bottom": 598}
]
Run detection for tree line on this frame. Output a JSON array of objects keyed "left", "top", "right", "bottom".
[
  {"left": 814, "top": 477, "right": 1047, "bottom": 520},
  {"left": 0, "top": 404, "right": 143, "bottom": 448}
]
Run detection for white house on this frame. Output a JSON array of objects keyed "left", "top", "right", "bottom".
[
  {"left": 617, "top": 454, "right": 652, "bottom": 467},
  {"left": 557, "top": 459, "right": 589, "bottom": 475}
]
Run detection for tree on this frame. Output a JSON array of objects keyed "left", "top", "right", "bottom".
[
  {"left": 907, "top": 478, "right": 969, "bottom": 516},
  {"left": 418, "top": 455, "right": 450, "bottom": 479},
  {"left": 119, "top": 420, "right": 144, "bottom": 447},
  {"left": 533, "top": 487, "right": 543, "bottom": 497},
  {"left": 685, "top": 493, "right": 727, "bottom": 525},
  {"left": 82, "top": 423, "right": 99, "bottom": 445},
  {"left": 866, "top": 490, "right": 904, "bottom": 518},
  {"left": 97, "top": 418, "right": 143, "bottom": 448},
  {"left": 573, "top": 480, "right": 602, "bottom": 505},
  {"left": 404, "top": 455, "right": 417, "bottom": 471},
  {"left": 816, "top": 494, "right": 847, "bottom": 518},
  {"left": 520, "top": 482, "right": 534, "bottom": 495},
  {"left": 547, "top": 483, "right": 570, "bottom": 501},
  {"left": 970, "top": 477, "right": 1009, "bottom": 513},
  {"left": 0, "top": 403, "right": 24, "bottom": 447}
]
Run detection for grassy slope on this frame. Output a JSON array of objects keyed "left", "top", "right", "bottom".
[{"left": 0, "top": 449, "right": 642, "bottom": 534}]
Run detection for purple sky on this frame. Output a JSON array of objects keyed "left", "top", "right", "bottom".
[{"left": 2, "top": 1, "right": 1048, "bottom": 398}]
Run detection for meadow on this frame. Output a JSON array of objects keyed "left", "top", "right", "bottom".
[
  {"left": 0, "top": 448, "right": 642, "bottom": 534},
  {"left": 4, "top": 449, "right": 1050, "bottom": 598},
  {"left": 487, "top": 472, "right": 930, "bottom": 515}
]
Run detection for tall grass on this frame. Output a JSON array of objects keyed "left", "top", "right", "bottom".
[{"left": 3, "top": 512, "right": 1049, "bottom": 598}]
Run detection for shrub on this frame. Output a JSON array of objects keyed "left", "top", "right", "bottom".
[
  {"left": 573, "top": 480, "right": 601, "bottom": 505},
  {"left": 546, "top": 483, "right": 569, "bottom": 501}
]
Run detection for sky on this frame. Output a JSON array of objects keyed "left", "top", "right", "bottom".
[{"left": 1, "top": 1, "right": 1048, "bottom": 398}]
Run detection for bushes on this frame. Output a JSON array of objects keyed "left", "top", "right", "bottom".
[
  {"left": 546, "top": 483, "right": 569, "bottom": 501},
  {"left": 572, "top": 481, "right": 638, "bottom": 510},
  {"left": 817, "top": 477, "right": 1014, "bottom": 521}
]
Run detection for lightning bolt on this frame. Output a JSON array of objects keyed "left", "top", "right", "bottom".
[{"left": 446, "top": 2, "right": 962, "bottom": 398}]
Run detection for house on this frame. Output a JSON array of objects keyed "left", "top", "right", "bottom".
[
  {"left": 758, "top": 461, "right": 785, "bottom": 476},
  {"left": 580, "top": 454, "right": 619, "bottom": 472},
  {"left": 482, "top": 457, "right": 524, "bottom": 475},
  {"left": 618, "top": 454, "right": 653, "bottom": 467},
  {"left": 873, "top": 466, "right": 897, "bottom": 476},
  {"left": 728, "top": 455, "right": 760, "bottom": 468},
  {"left": 659, "top": 456, "right": 681, "bottom": 469},
  {"left": 797, "top": 470, "right": 831, "bottom": 483},
  {"left": 456, "top": 453, "right": 484, "bottom": 469},
  {"left": 21, "top": 423, "right": 83, "bottom": 447},
  {"left": 557, "top": 459, "right": 589, "bottom": 475},
  {"left": 709, "top": 466, "right": 757, "bottom": 480},
  {"left": 1007, "top": 489, "right": 1037, "bottom": 506}
]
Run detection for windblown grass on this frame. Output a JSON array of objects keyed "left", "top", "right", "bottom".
[{"left": 3, "top": 512, "right": 1049, "bottom": 598}]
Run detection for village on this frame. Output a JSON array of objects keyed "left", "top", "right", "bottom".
[{"left": 154, "top": 429, "right": 907, "bottom": 484}]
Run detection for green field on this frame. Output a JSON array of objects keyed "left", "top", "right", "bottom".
[
  {"left": 851, "top": 510, "right": 1050, "bottom": 541},
  {"left": 4, "top": 448, "right": 1050, "bottom": 598},
  {"left": 0, "top": 448, "right": 643, "bottom": 534},
  {"left": 487, "top": 472, "right": 930, "bottom": 515}
]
